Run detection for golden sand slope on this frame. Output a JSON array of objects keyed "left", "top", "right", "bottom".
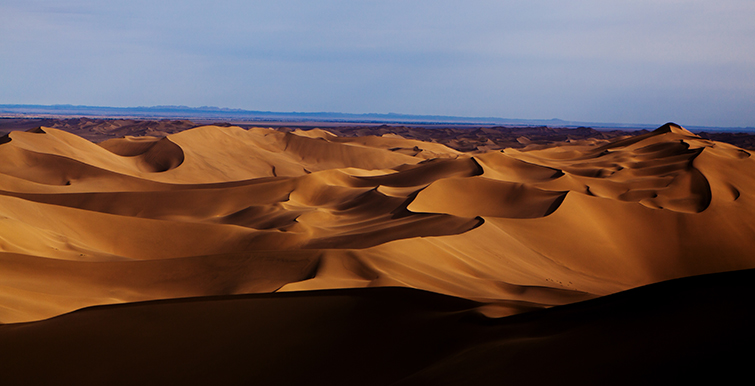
[{"left": 1, "top": 123, "right": 754, "bottom": 323}]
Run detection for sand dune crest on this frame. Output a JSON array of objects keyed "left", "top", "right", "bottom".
[{"left": 0, "top": 123, "right": 754, "bottom": 324}]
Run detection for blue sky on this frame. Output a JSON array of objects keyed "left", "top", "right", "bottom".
[{"left": 1, "top": 1, "right": 753, "bottom": 127}]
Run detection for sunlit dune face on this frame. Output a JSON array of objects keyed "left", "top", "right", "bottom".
[{"left": 0, "top": 123, "right": 754, "bottom": 323}]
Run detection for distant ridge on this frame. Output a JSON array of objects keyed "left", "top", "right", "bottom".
[
  {"left": 0, "top": 104, "right": 594, "bottom": 126},
  {"left": 1, "top": 104, "right": 752, "bottom": 132}
]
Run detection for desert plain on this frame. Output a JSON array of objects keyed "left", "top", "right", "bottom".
[{"left": 0, "top": 119, "right": 754, "bottom": 385}]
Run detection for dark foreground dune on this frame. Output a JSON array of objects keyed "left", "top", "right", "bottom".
[{"left": 2, "top": 268, "right": 753, "bottom": 385}]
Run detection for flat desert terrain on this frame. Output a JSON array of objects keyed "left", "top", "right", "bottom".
[{"left": 1, "top": 121, "right": 754, "bottom": 384}]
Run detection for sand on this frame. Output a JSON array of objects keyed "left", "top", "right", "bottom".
[
  {"left": 1, "top": 269, "right": 753, "bottom": 385},
  {"left": 0, "top": 122, "right": 754, "bottom": 383}
]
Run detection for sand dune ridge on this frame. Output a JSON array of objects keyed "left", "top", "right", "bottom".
[{"left": 0, "top": 123, "right": 754, "bottom": 323}]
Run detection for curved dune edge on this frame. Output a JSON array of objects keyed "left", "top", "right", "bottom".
[
  {"left": 100, "top": 136, "right": 186, "bottom": 173},
  {"left": 1, "top": 269, "right": 754, "bottom": 385},
  {"left": 0, "top": 122, "right": 754, "bottom": 323}
]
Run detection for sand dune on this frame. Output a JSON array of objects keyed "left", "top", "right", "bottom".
[
  {"left": 1, "top": 268, "right": 753, "bottom": 385},
  {"left": 1, "top": 122, "right": 754, "bottom": 324},
  {"left": 0, "top": 117, "right": 198, "bottom": 142},
  {"left": 2, "top": 121, "right": 755, "bottom": 383}
]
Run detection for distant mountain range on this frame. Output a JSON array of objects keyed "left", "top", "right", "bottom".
[{"left": 1, "top": 104, "right": 752, "bottom": 132}]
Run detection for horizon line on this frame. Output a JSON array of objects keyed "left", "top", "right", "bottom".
[{"left": 1, "top": 103, "right": 753, "bottom": 132}]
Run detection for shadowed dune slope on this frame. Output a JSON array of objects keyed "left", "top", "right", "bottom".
[
  {"left": 100, "top": 136, "right": 185, "bottom": 172},
  {"left": 1, "top": 268, "right": 753, "bottom": 386},
  {"left": 1, "top": 123, "right": 755, "bottom": 323}
]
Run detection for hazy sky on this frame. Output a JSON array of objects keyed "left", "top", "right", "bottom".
[{"left": 1, "top": 1, "right": 753, "bottom": 127}]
